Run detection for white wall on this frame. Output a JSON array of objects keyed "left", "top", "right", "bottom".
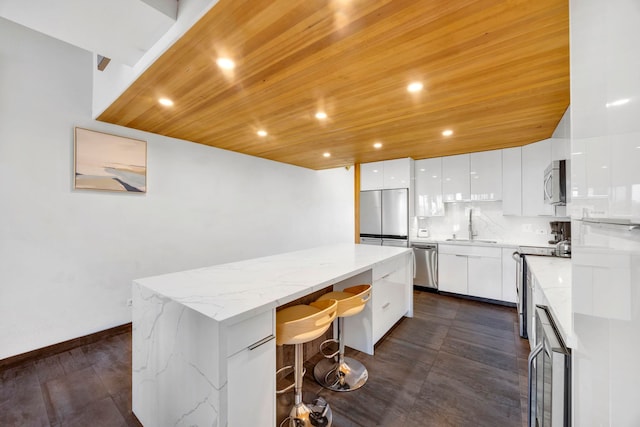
[
  {"left": 0, "top": 18, "right": 354, "bottom": 360},
  {"left": 413, "top": 202, "right": 558, "bottom": 246}
]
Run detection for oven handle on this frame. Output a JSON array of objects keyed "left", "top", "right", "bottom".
[
  {"left": 527, "top": 341, "right": 544, "bottom": 427},
  {"left": 512, "top": 251, "right": 522, "bottom": 263}
]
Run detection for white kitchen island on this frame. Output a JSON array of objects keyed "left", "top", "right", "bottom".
[{"left": 132, "top": 244, "right": 413, "bottom": 427}]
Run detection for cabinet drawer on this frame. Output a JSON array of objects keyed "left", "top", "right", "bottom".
[
  {"left": 372, "top": 274, "right": 407, "bottom": 343},
  {"left": 226, "top": 310, "right": 274, "bottom": 357},
  {"left": 372, "top": 253, "right": 407, "bottom": 281},
  {"left": 438, "top": 244, "right": 501, "bottom": 258}
]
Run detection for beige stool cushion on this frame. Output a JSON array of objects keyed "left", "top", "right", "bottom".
[
  {"left": 276, "top": 299, "right": 338, "bottom": 346},
  {"left": 316, "top": 284, "right": 371, "bottom": 318}
]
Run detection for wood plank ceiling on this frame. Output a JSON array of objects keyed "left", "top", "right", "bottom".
[{"left": 98, "top": 0, "right": 569, "bottom": 170}]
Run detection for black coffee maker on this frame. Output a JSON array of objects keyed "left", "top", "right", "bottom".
[
  {"left": 549, "top": 221, "right": 571, "bottom": 244},
  {"left": 549, "top": 221, "right": 571, "bottom": 257}
]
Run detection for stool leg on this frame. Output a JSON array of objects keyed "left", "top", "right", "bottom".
[
  {"left": 313, "top": 317, "right": 369, "bottom": 392},
  {"left": 284, "top": 343, "right": 333, "bottom": 427},
  {"left": 294, "top": 343, "right": 304, "bottom": 406}
]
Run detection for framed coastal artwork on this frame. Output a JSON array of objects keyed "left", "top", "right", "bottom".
[{"left": 74, "top": 127, "right": 147, "bottom": 193}]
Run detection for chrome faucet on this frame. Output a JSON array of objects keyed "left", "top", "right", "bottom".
[{"left": 469, "top": 208, "right": 477, "bottom": 240}]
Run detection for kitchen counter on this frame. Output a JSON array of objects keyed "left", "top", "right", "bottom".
[
  {"left": 524, "top": 255, "right": 573, "bottom": 347},
  {"left": 134, "top": 243, "right": 411, "bottom": 324},
  {"left": 411, "top": 236, "right": 538, "bottom": 249},
  {"left": 132, "top": 243, "right": 412, "bottom": 426}
]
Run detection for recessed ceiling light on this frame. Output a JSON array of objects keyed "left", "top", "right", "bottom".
[
  {"left": 407, "top": 82, "right": 423, "bottom": 93},
  {"left": 572, "top": 152, "right": 583, "bottom": 155},
  {"left": 373, "top": 142, "right": 382, "bottom": 149},
  {"left": 315, "top": 111, "right": 328, "bottom": 120},
  {"left": 419, "top": 168, "right": 425, "bottom": 172},
  {"left": 257, "top": 130, "right": 268, "bottom": 137},
  {"left": 158, "top": 97, "right": 174, "bottom": 107},
  {"left": 216, "top": 57, "right": 235, "bottom": 70},
  {"left": 442, "top": 129, "right": 453, "bottom": 137},
  {"left": 372, "top": 169, "right": 379, "bottom": 173},
  {"left": 323, "top": 152, "right": 331, "bottom": 158}
]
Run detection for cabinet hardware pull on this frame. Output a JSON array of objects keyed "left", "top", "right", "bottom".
[
  {"left": 382, "top": 302, "right": 390, "bottom": 309},
  {"left": 455, "top": 255, "right": 466, "bottom": 258},
  {"left": 382, "top": 273, "right": 391, "bottom": 279},
  {"left": 248, "top": 335, "right": 275, "bottom": 350}
]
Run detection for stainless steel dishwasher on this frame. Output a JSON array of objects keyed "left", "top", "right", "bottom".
[{"left": 412, "top": 243, "right": 438, "bottom": 290}]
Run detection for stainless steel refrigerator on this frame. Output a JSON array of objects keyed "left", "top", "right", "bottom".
[{"left": 359, "top": 189, "right": 408, "bottom": 247}]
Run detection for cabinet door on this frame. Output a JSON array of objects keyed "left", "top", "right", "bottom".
[
  {"left": 372, "top": 259, "right": 409, "bottom": 343},
  {"left": 502, "top": 147, "right": 523, "bottom": 215},
  {"left": 383, "top": 158, "right": 411, "bottom": 189},
  {"left": 470, "top": 150, "right": 502, "bottom": 201},
  {"left": 501, "top": 248, "right": 518, "bottom": 303},
  {"left": 228, "top": 337, "right": 275, "bottom": 427},
  {"left": 467, "top": 255, "right": 502, "bottom": 300},
  {"left": 522, "top": 139, "right": 555, "bottom": 216},
  {"left": 551, "top": 137, "right": 571, "bottom": 161},
  {"left": 442, "top": 154, "right": 470, "bottom": 202},
  {"left": 438, "top": 253, "right": 468, "bottom": 294},
  {"left": 414, "top": 158, "right": 444, "bottom": 216},
  {"left": 360, "top": 161, "right": 384, "bottom": 191}
]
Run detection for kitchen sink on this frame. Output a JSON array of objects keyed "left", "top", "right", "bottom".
[{"left": 445, "top": 239, "right": 497, "bottom": 244}]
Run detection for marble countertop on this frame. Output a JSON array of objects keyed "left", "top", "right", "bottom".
[
  {"left": 411, "top": 236, "right": 534, "bottom": 249},
  {"left": 134, "top": 244, "right": 411, "bottom": 324},
  {"left": 524, "top": 255, "right": 573, "bottom": 347}
]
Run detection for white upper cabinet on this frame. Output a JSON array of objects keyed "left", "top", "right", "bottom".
[
  {"left": 360, "top": 161, "right": 384, "bottom": 191},
  {"left": 442, "top": 154, "right": 470, "bottom": 202},
  {"left": 414, "top": 158, "right": 444, "bottom": 216},
  {"left": 470, "top": 150, "right": 502, "bottom": 201},
  {"left": 522, "top": 139, "right": 555, "bottom": 216},
  {"left": 361, "top": 158, "right": 411, "bottom": 190},
  {"left": 502, "top": 147, "right": 522, "bottom": 215},
  {"left": 382, "top": 158, "right": 411, "bottom": 189}
]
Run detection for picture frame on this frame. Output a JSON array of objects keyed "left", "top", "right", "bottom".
[{"left": 74, "top": 127, "right": 147, "bottom": 193}]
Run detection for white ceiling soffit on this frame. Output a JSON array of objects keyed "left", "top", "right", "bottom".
[{"left": 0, "top": 0, "right": 177, "bottom": 66}]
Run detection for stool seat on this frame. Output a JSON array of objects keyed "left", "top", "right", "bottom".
[
  {"left": 316, "top": 284, "right": 371, "bottom": 318},
  {"left": 276, "top": 299, "right": 338, "bottom": 346}
]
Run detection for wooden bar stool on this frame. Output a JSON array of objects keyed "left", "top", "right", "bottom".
[
  {"left": 276, "top": 298, "right": 338, "bottom": 427},
  {"left": 313, "top": 284, "right": 372, "bottom": 392}
]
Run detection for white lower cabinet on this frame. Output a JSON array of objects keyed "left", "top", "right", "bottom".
[
  {"left": 438, "top": 244, "right": 504, "bottom": 301},
  {"left": 228, "top": 337, "right": 275, "bottom": 427},
  {"left": 226, "top": 309, "right": 275, "bottom": 427},
  {"left": 372, "top": 254, "right": 411, "bottom": 343},
  {"left": 501, "top": 248, "right": 518, "bottom": 303},
  {"left": 467, "top": 254, "right": 502, "bottom": 300},
  {"left": 438, "top": 253, "right": 468, "bottom": 294}
]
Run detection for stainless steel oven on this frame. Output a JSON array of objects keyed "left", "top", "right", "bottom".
[
  {"left": 528, "top": 306, "right": 571, "bottom": 427},
  {"left": 513, "top": 247, "right": 556, "bottom": 339}
]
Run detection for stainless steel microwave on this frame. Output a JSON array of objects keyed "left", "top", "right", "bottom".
[{"left": 544, "top": 160, "right": 567, "bottom": 206}]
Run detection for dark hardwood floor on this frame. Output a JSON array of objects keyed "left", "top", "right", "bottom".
[{"left": 0, "top": 291, "right": 529, "bottom": 427}]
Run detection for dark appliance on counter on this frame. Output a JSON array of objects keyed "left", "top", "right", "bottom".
[
  {"left": 549, "top": 220, "right": 571, "bottom": 258},
  {"left": 548, "top": 221, "right": 571, "bottom": 244},
  {"left": 412, "top": 243, "right": 438, "bottom": 290},
  {"left": 512, "top": 246, "right": 556, "bottom": 339},
  {"left": 359, "top": 189, "right": 408, "bottom": 247},
  {"left": 528, "top": 305, "right": 571, "bottom": 427},
  {"left": 544, "top": 160, "right": 567, "bottom": 206}
]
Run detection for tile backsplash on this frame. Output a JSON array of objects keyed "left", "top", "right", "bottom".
[{"left": 412, "top": 201, "right": 567, "bottom": 246}]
